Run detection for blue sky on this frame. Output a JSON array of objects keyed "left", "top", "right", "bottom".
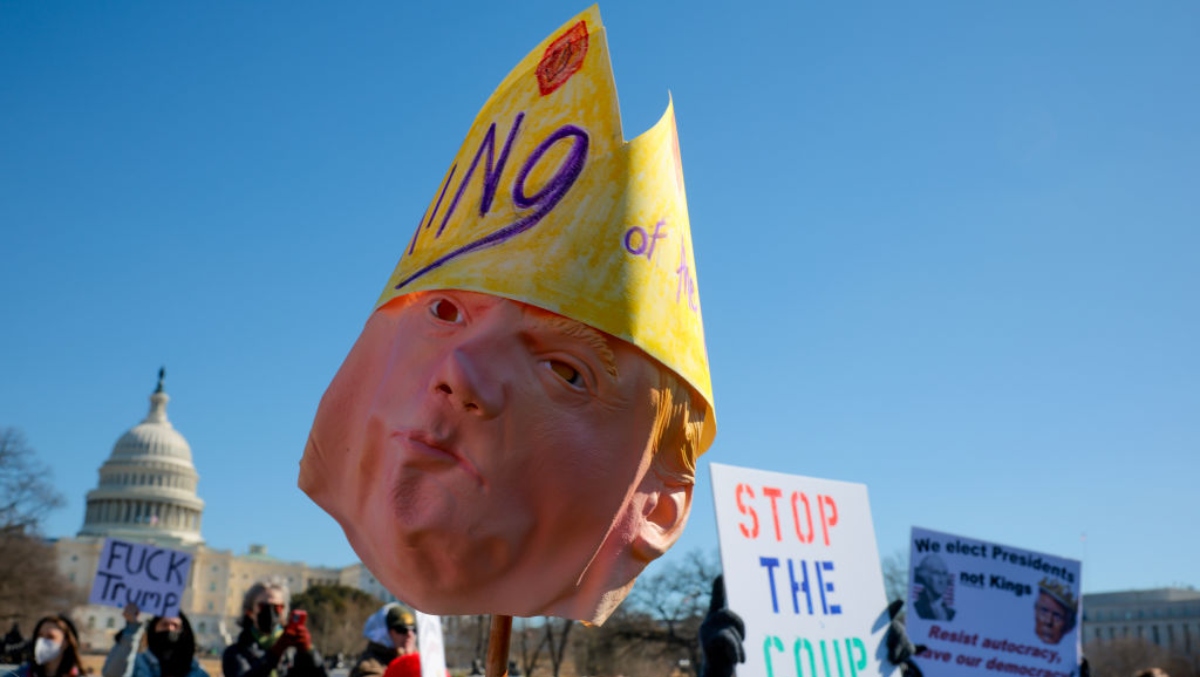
[{"left": 2, "top": 1, "right": 1196, "bottom": 597}]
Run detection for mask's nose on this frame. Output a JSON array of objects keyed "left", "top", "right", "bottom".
[{"left": 429, "top": 337, "right": 508, "bottom": 419}]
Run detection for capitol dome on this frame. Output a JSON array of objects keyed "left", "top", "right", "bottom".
[{"left": 78, "top": 369, "right": 205, "bottom": 546}]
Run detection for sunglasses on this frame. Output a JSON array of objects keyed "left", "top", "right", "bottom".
[{"left": 391, "top": 626, "right": 414, "bottom": 636}]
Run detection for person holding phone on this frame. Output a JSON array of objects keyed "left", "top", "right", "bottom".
[{"left": 222, "top": 578, "right": 326, "bottom": 677}]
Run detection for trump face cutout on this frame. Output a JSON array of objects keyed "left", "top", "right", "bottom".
[
  {"left": 301, "top": 290, "right": 701, "bottom": 623},
  {"left": 299, "top": 7, "right": 715, "bottom": 625}
]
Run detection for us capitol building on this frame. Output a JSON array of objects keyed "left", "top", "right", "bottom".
[{"left": 53, "top": 371, "right": 396, "bottom": 651}]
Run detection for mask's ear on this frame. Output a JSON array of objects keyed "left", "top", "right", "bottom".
[{"left": 630, "top": 469, "right": 694, "bottom": 563}]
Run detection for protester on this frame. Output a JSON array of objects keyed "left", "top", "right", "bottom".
[
  {"left": 349, "top": 604, "right": 417, "bottom": 677},
  {"left": 102, "top": 603, "right": 208, "bottom": 677},
  {"left": 7, "top": 616, "right": 82, "bottom": 677},
  {"left": 3, "top": 624, "right": 24, "bottom": 665},
  {"left": 697, "top": 576, "right": 928, "bottom": 677},
  {"left": 222, "top": 578, "right": 326, "bottom": 677},
  {"left": 698, "top": 576, "right": 744, "bottom": 677},
  {"left": 885, "top": 600, "right": 926, "bottom": 677}
]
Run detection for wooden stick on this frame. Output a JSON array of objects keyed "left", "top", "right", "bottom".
[{"left": 486, "top": 614, "right": 513, "bottom": 677}]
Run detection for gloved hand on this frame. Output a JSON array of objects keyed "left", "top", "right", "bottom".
[
  {"left": 699, "top": 575, "right": 746, "bottom": 677},
  {"left": 283, "top": 622, "right": 314, "bottom": 653},
  {"left": 885, "top": 600, "right": 924, "bottom": 677}
]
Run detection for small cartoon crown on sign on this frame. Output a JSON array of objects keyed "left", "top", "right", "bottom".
[
  {"left": 1038, "top": 577, "right": 1079, "bottom": 611},
  {"left": 376, "top": 5, "right": 716, "bottom": 453}
]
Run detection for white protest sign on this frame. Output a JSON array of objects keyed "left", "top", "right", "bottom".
[
  {"left": 907, "top": 527, "right": 1082, "bottom": 677},
  {"left": 88, "top": 538, "right": 192, "bottom": 617},
  {"left": 711, "top": 463, "right": 894, "bottom": 677},
  {"left": 416, "top": 611, "right": 446, "bottom": 677}
]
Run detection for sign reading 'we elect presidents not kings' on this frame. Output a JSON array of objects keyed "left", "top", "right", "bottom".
[
  {"left": 711, "top": 463, "right": 894, "bottom": 677},
  {"left": 906, "top": 527, "right": 1082, "bottom": 677}
]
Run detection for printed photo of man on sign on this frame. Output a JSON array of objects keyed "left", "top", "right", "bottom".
[
  {"left": 906, "top": 527, "right": 1083, "bottom": 677},
  {"left": 299, "top": 5, "right": 715, "bottom": 625}
]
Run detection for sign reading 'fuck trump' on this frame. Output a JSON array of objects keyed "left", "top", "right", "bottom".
[{"left": 88, "top": 538, "right": 192, "bottom": 618}]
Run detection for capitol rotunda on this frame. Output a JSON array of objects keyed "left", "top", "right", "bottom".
[{"left": 77, "top": 369, "right": 205, "bottom": 545}]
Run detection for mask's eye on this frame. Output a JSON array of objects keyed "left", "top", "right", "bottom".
[
  {"left": 544, "top": 360, "right": 582, "bottom": 387},
  {"left": 429, "top": 298, "right": 462, "bottom": 323}
]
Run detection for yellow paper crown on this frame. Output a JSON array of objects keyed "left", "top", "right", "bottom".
[{"left": 377, "top": 5, "right": 715, "bottom": 453}]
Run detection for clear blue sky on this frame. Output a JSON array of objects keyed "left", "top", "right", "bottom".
[{"left": 2, "top": 2, "right": 1197, "bottom": 596}]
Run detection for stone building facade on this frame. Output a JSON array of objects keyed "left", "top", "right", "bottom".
[
  {"left": 1082, "top": 588, "right": 1200, "bottom": 656},
  {"left": 53, "top": 372, "right": 396, "bottom": 652}
]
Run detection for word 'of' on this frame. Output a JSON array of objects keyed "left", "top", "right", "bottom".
[
  {"left": 736, "top": 484, "right": 838, "bottom": 546},
  {"left": 759, "top": 558, "right": 842, "bottom": 616},
  {"left": 621, "top": 221, "right": 701, "bottom": 316}
]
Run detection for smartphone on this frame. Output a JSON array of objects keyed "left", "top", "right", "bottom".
[{"left": 290, "top": 610, "right": 307, "bottom": 626}]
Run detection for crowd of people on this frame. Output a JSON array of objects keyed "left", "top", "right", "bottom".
[
  {"left": 0, "top": 578, "right": 445, "bottom": 677},
  {"left": 0, "top": 576, "right": 1177, "bottom": 677},
  {"left": 1, "top": 577, "right": 327, "bottom": 677}
]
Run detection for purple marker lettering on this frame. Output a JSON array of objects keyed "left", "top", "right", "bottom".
[
  {"left": 675, "top": 238, "right": 698, "bottom": 310},
  {"left": 406, "top": 210, "right": 426, "bottom": 257},
  {"left": 646, "top": 219, "right": 667, "bottom": 262},
  {"left": 624, "top": 226, "right": 648, "bottom": 256},
  {"left": 436, "top": 113, "right": 525, "bottom": 238},
  {"left": 393, "top": 124, "right": 589, "bottom": 291}
]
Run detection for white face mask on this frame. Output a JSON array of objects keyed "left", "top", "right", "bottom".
[{"left": 34, "top": 638, "right": 63, "bottom": 666}]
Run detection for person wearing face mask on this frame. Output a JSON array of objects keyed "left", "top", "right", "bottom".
[
  {"left": 222, "top": 578, "right": 326, "bottom": 677},
  {"left": 6, "top": 616, "right": 82, "bottom": 677},
  {"left": 101, "top": 603, "right": 208, "bottom": 677}
]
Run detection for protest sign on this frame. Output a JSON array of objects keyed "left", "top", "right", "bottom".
[
  {"left": 907, "top": 527, "right": 1082, "bottom": 677},
  {"left": 711, "top": 462, "right": 894, "bottom": 677},
  {"left": 416, "top": 611, "right": 447, "bottom": 677},
  {"left": 88, "top": 538, "right": 192, "bottom": 618}
]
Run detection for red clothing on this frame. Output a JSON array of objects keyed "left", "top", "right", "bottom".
[
  {"left": 381, "top": 654, "right": 448, "bottom": 677},
  {"left": 381, "top": 655, "right": 420, "bottom": 677}
]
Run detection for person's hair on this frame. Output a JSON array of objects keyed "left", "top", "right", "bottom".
[
  {"left": 241, "top": 576, "right": 291, "bottom": 616},
  {"left": 1133, "top": 669, "right": 1169, "bottom": 677},
  {"left": 30, "top": 615, "right": 81, "bottom": 677}
]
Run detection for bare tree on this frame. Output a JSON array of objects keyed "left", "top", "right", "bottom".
[
  {"left": 881, "top": 548, "right": 909, "bottom": 606},
  {"left": 580, "top": 548, "right": 720, "bottom": 677},
  {"left": 542, "top": 618, "right": 573, "bottom": 677},
  {"left": 1085, "top": 638, "right": 1197, "bottom": 677},
  {"left": 514, "top": 617, "right": 549, "bottom": 676},
  {"left": 0, "top": 428, "right": 78, "bottom": 635},
  {"left": 0, "top": 428, "right": 65, "bottom": 535}
]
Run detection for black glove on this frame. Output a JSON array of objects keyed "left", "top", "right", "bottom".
[
  {"left": 885, "top": 600, "right": 924, "bottom": 677},
  {"left": 699, "top": 575, "right": 746, "bottom": 677}
]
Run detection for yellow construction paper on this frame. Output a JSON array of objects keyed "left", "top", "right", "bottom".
[{"left": 376, "top": 5, "right": 716, "bottom": 452}]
